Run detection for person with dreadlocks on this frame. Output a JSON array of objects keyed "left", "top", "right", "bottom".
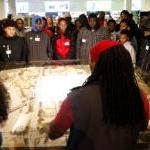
[{"left": 46, "top": 40, "right": 149, "bottom": 150}]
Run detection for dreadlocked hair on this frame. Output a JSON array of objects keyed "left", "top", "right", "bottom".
[{"left": 83, "top": 45, "right": 145, "bottom": 126}]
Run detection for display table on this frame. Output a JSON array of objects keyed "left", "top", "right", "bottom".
[{"left": 0, "top": 63, "right": 90, "bottom": 148}]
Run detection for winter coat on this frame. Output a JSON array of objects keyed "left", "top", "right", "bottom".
[
  {"left": 76, "top": 27, "right": 110, "bottom": 61},
  {"left": 24, "top": 16, "right": 53, "bottom": 61},
  {"left": 0, "top": 35, "right": 28, "bottom": 63},
  {"left": 52, "top": 31, "right": 76, "bottom": 60}
]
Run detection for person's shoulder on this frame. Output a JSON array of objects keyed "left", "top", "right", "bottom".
[
  {"left": 15, "top": 35, "right": 23, "bottom": 39},
  {"left": 124, "top": 41, "right": 134, "bottom": 48},
  {"left": 68, "top": 84, "right": 99, "bottom": 97},
  {"left": 124, "top": 41, "right": 135, "bottom": 52},
  {"left": 24, "top": 31, "right": 33, "bottom": 37},
  {"left": 14, "top": 35, "right": 25, "bottom": 42}
]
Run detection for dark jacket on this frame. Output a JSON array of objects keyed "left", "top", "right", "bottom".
[
  {"left": 25, "top": 31, "right": 52, "bottom": 61},
  {"left": 0, "top": 35, "right": 28, "bottom": 63},
  {"left": 24, "top": 16, "right": 53, "bottom": 61},
  {"left": 67, "top": 84, "right": 145, "bottom": 150},
  {"left": 52, "top": 31, "right": 76, "bottom": 60}
]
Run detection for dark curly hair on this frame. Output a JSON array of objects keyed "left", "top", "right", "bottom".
[
  {"left": 0, "top": 81, "right": 9, "bottom": 123},
  {"left": 83, "top": 45, "right": 145, "bottom": 126}
]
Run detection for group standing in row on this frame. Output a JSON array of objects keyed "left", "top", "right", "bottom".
[{"left": 0, "top": 10, "right": 146, "bottom": 67}]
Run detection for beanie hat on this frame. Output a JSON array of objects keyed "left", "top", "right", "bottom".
[
  {"left": 2, "top": 19, "right": 16, "bottom": 29},
  {"left": 90, "top": 40, "right": 122, "bottom": 63}
]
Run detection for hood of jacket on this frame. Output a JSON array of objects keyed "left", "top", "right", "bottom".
[{"left": 32, "top": 16, "right": 43, "bottom": 32}]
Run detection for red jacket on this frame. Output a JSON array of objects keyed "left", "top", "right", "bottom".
[
  {"left": 52, "top": 32, "right": 75, "bottom": 60},
  {"left": 55, "top": 35, "right": 71, "bottom": 59}
]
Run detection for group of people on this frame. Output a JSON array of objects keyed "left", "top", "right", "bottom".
[
  {"left": 0, "top": 10, "right": 150, "bottom": 150},
  {"left": 0, "top": 10, "right": 148, "bottom": 67}
]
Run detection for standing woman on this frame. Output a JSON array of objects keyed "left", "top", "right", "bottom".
[
  {"left": 47, "top": 16, "right": 55, "bottom": 34},
  {"left": 52, "top": 18, "right": 75, "bottom": 60},
  {"left": 43, "top": 16, "right": 53, "bottom": 38},
  {"left": 47, "top": 40, "right": 149, "bottom": 150}
]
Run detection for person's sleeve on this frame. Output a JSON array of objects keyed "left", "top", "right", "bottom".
[
  {"left": 54, "top": 97, "right": 73, "bottom": 131},
  {"left": 48, "top": 97, "right": 73, "bottom": 140},
  {"left": 139, "top": 91, "right": 150, "bottom": 131},
  {"left": 142, "top": 92, "right": 150, "bottom": 122}
]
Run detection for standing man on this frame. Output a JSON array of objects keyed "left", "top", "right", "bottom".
[
  {"left": 0, "top": 19, "right": 28, "bottom": 64},
  {"left": 15, "top": 18, "right": 26, "bottom": 37}
]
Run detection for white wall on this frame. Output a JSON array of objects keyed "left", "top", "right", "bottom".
[
  {"left": 111, "top": 0, "right": 124, "bottom": 11},
  {"left": 0, "top": 0, "right": 5, "bottom": 19},
  {"left": 1, "top": 0, "right": 150, "bottom": 19},
  {"left": 141, "top": 0, "right": 150, "bottom": 11},
  {"left": 8, "top": 0, "right": 16, "bottom": 15}
]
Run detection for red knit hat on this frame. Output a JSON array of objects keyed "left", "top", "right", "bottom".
[{"left": 90, "top": 40, "right": 122, "bottom": 63}]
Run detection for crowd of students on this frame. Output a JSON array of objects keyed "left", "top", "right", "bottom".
[{"left": 0, "top": 10, "right": 149, "bottom": 69}]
